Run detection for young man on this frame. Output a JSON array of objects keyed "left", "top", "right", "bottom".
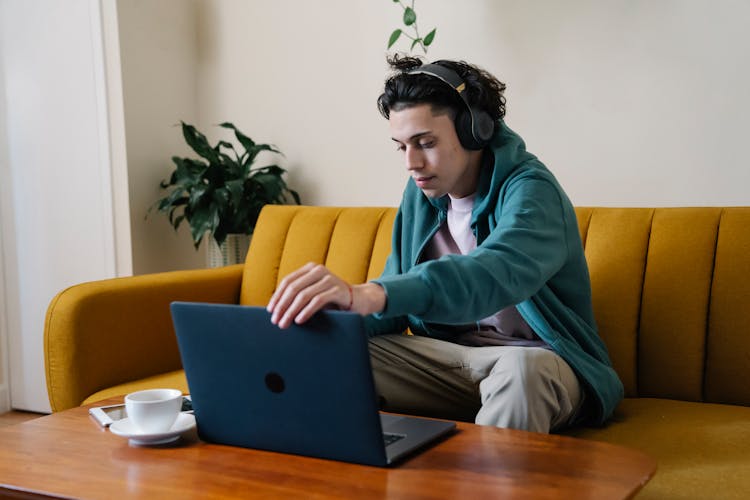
[{"left": 267, "top": 56, "right": 623, "bottom": 433}]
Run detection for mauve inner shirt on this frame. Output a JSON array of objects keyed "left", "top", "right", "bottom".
[{"left": 420, "top": 193, "right": 548, "bottom": 348}]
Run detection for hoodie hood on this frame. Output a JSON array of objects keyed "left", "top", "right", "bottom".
[
  {"left": 425, "top": 120, "right": 539, "bottom": 217},
  {"left": 473, "top": 121, "right": 539, "bottom": 220}
]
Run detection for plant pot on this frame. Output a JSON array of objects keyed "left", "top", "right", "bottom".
[{"left": 206, "top": 234, "right": 251, "bottom": 268}]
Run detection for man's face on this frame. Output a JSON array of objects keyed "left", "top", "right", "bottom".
[{"left": 389, "top": 104, "right": 481, "bottom": 199}]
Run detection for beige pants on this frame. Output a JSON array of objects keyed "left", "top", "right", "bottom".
[{"left": 369, "top": 334, "right": 583, "bottom": 434}]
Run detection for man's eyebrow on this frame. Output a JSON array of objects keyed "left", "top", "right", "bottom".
[{"left": 391, "top": 131, "right": 432, "bottom": 143}]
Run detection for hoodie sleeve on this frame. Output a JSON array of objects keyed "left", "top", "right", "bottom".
[
  {"left": 373, "top": 175, "right": 569, "bottom": 324},
  {"left": 363, "top": 210, "right": 409, "bottom": 337}
]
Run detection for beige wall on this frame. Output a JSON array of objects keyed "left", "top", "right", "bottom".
[
  {"left": 1, "top": 0, "right": 746, "bottom": 413},
  {"left": 193, "top": 0, "right": 404, "bottom": 208},
  {"left": 192, "top": 0, "right": 750, "bottom": 207},
  {"left": 121, "top": 0, "right": 750, "bottom": 274},
  {"left": 118, "top": 0, "right": 204, "bottom": 274}
]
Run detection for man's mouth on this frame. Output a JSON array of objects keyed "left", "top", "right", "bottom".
[{"left": 414, "top": 176, "right": 435, "bottom": 187}]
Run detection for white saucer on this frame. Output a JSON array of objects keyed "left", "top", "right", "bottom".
[{"left": 109, "top": 413, "right": 196, "bottom": 446}]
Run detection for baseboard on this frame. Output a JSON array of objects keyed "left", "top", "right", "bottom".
[{"left": 0, "top": 384, "right": 9, "bottom": 413}]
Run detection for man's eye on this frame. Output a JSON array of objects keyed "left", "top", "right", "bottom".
[
  {"left": 395, "top": 144, "right": 406, "bottom": 152},
  {"left": 419, "top": 141, "right": 434, "bottom": 149}
]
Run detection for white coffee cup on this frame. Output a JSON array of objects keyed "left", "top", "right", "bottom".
[{"left": 124, "top": 388, "right": 182, "bottom": 434}]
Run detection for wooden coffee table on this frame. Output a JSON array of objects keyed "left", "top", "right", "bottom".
[{"left": 0, "top": 398, "right": 655, "bottom": 498}]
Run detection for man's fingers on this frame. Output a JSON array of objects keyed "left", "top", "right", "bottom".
[
  {"left": 271, "top": 265, "right": 334, "bottom": 326},
  {"left": 267, "top": 262, "right": 315, "bottom": 310},
  {"left": 267, "top": 263, "right": 355, "bottom": 329},
  {"left": 276, "top": 278, "right": 335, "bottom": 328},
  {"left": 267, "top": 263, "right": 322, "bottom": 314},
  {"left": 279, "top": 283, "right": 336, "bottom": 328},
  {"left": 293, "top": 289, "right": 339, "bottom": 325}
]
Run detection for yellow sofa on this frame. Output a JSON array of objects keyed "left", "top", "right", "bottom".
[{"left": 45, "top": 205, "right": 750, "bottom": 498}]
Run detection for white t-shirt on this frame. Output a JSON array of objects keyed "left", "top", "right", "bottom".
[{"left": 447, "top": 193, "right": 477, "bottom": 255}]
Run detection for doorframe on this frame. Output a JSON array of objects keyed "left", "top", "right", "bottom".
[
  {"left": 0, "top": 223, "right": 10, "bottom": 414},
  {"left": 0, "top": 65, "right": 10, "bottom": 413}
]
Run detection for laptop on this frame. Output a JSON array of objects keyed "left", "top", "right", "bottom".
[{"left": 170, "top": 301, "right": 456, "bottom": 466}]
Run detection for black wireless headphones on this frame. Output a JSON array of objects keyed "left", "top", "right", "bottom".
[{"left": 408, "top": 62, "right": 495, "bottom": 150}]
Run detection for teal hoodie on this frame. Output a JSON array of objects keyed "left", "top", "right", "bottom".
[{"left": 365, "top": 121, "right": 623, "bottom": 425}]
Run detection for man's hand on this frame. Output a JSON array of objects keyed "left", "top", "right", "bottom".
[{"left": 266, "top": 262, "right": 386, "bottom": 329}]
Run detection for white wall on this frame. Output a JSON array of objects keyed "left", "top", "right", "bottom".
[
  {"left": 2, "top": 0, "right": 748, "bottom": 412},
  {"left": 484, "top": 0, "right": 750, "bottom": 206},
  {"left": 194, "top": 0, "right": 403, "bottom": 207},
  {"left": 126, "top": 0, "right": 750, "bottom": 275},
  {"left": 0, "top": 0, "right": 131, "bottom": 412},
  {"left": 118, "top": 0, "right": 205, "bottom": 275},
  {"left": 188, "top": 0, "right": 749, "bottom": 208}
]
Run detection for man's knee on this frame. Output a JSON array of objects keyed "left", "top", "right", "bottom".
[
  {"left": 483, "top": 347, "right": 556, "bottom": 393},
  {"left": 476, "top": 348, "right": 579, "bottom": 433}
]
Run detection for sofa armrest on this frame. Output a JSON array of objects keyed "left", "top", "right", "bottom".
[{"left": 44, "top": 265, "right": 244, "bottom": 412}]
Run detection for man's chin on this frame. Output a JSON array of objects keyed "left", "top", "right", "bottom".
[{"left": 419, "top": 188, "right": 446, "bottom": 199}]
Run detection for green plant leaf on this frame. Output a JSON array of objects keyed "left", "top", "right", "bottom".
[
  {"left": 253, "top": 172, "right": 284, "bottom": 201},
  {"left": 173, "top": 214, "right": 185, "bottom": 229},
  {"left": 165, "top": 198, "right": 188, "bottom": 223},
  {"left": 216, "top": 139, "right": 242, "bottom": 164},
  {"left": 226, "top": 179, "right": 245, "bottom": 209},
  {"left": 250, "top": 164, "right": 287, "bottom": 176},
  {"left": 188, "top": 206, "right": 212, "bottom": 248},
  {"left": 403, "top": 7, "right": 416, "bottom": 26},
  {"left": 219, "top": 152, "right": 240, "bottom": 177},
  {"left": 288, "top": 189, "right": 301, "bottom": 205},
  {"left": 215, "top": 140, "right": 236, "bottom": 156},
  {"left": 424, "top": 28, "right": 436, "bottom": 46},
  {"left": 187, "top": 184, "right": 205, "bottom": 203},
  {"left": 220, "top": 122, "right": 257, "bottom": 157},
  {"left": 388, "top": 29, "right": 402, "bottom": 49},
  {"left": 181, "top": 122, "right": 220, "bottom": 164},
  {"left": 157, "top": 188, "right": 188, "bottom": 212},
  {"left": 212, "top": 187, "right": 230, "bottom": 204},
  {"left": 203, "top": 163, "right": 226, "bottom": 187},
  {"left": 244, "top": 144, "right": 281, "bottom": 173},
  {"left": 166, "top": 157, "right": 203, "bottom": 189},
  {"left": 411, "top": 38, "right": 421, "bottom": 51}
]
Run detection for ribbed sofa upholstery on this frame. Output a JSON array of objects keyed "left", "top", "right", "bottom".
[{"left": 45, "top": 205, "right": 750, "bottom": 498}]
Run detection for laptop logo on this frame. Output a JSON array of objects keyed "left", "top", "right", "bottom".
[{"left": 265, "top": 372, "right": 285, "bottom": 393}]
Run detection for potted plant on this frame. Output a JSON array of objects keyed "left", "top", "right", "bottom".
[{"left": 153, "top": 121, "right": 300, "bottom": 266}]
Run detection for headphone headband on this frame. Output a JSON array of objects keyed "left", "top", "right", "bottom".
[{"left": 408, "top": 63, "right": 469, "bottom": 107}]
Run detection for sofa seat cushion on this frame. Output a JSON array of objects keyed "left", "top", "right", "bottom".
[
  {"left": 82, "top": 369, "right": 189, "bottom": 406},
  {"left": 564, "top": 398, "right": 750, "bottom": 499}
]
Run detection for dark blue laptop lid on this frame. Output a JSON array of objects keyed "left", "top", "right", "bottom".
[{"left": 170, "top": 302, "right": 388, "bottom": 466}]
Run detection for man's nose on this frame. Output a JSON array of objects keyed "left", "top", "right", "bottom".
[{"left": 405, "top": 146, "right": 423, "bottom": 171}]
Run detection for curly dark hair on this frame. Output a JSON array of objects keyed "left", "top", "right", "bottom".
[{"left": 377, "top": 54, "right": 507, "bottom": 123}]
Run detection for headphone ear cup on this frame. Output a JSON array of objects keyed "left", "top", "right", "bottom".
[
  {"left": 455, "top": 109, "right": 494, "bottom": 150},
  {"left": 455, "top": 110, "right": 481, "bottom": 150},
  {"left": 472, "top": 109, "right": 495, "bottom": 147}
]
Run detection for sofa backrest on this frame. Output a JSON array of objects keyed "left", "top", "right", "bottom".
[
  {"left": 242, "top": 205, "right": 750, "bottom": 406},
  {"left": 576, "top": 207, "right": 750, "bottom": 405}
]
